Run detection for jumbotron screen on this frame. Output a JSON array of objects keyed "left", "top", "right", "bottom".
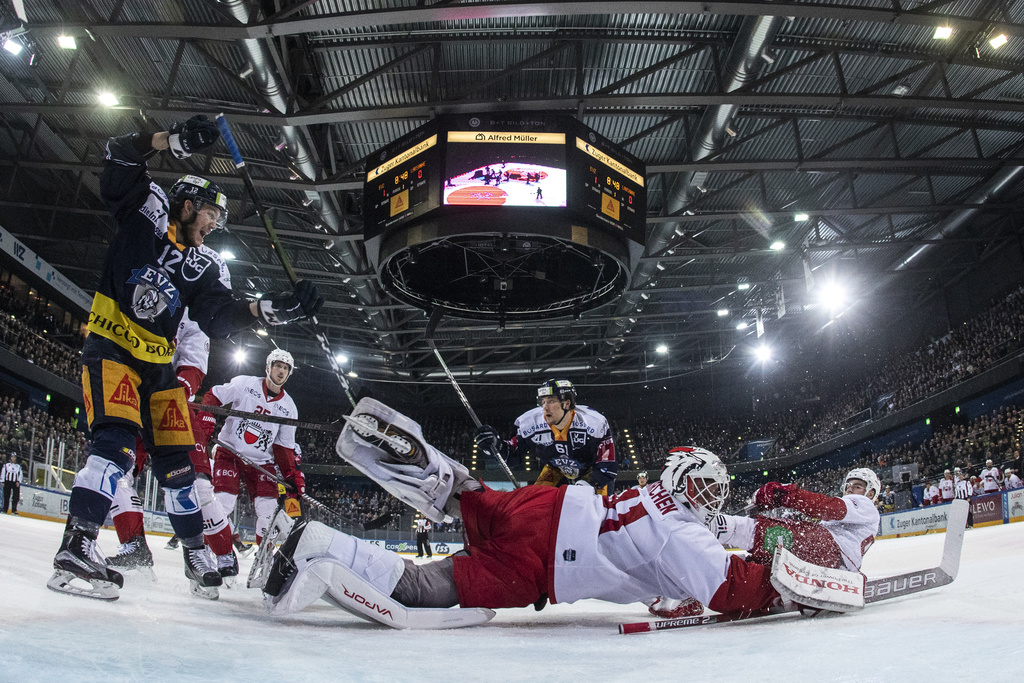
[
  {"left": 363, "top": 113, "right": 646, "bottom": 246},
  {"left": 443, "top": 128, "right": 567, "bottom": 208}
]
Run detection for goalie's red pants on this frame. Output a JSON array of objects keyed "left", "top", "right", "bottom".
[{"left": 452, "top": 485, "right": 563, "bottom": 609}]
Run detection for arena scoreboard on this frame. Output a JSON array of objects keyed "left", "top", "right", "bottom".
[{"left": 363, "top": 113, "right": 647, "bottom": 250}]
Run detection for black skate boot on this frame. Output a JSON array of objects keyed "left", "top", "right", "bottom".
[
  {"left": 164, "top": 535, "right": 180, "bottom": 550},
  {"left": 106, "top": 535, "right": 155, "bottom": 571},
  {"left": 263, "top": 520, "right": 308, "bottom": 599},
  {"left": 217, "top": 550, "right": 239, "bottom": 580},
  {"left": 47, "top": 518, "right": 124, "bottom": 601},
  {"left": 182, "top": 541, "right": 222, "bottom": 600},
  {"left": 233, "top": 533, "right": 253, "bottom": 557}
]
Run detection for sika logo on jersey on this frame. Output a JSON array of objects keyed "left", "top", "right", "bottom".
[
  {"left": 237, "top": 419, "right": 272, "bottom": 450},
  {"left": 109, "top": 375, "right": 140, "bottom": 410},
  {"left": 159, "top": 401, "right": 190, "bottom": 431},
  {"left": 127, "top": 264, "right": 182, "bottom": 320}
]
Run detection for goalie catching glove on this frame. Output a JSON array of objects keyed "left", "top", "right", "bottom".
[
  {"left": 256, "top": 279, "right": 324, "bottom": 326},
  {"left": 167, "top": 115, "right": 220, "bottom": 160}
]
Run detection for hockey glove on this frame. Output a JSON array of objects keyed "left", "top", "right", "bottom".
[
  {"left": 754, "top": 481, "right": 797, "bottom": 510},
  {"left": 284, "top": 470, "right": 306, "bottom": 497},
  {"left": 473, "top": 424, "right": 508, "bottom": 459},
  {"left": 648, "top": 596, "right": 704, "bottom": 620},
  {"left": 587, "top": 463, "right": 617, "bottom": 489},
  {"left": 167, "top": 115, "right": 220, "bottom": 159},
  {"left": 256, "top": 280, "right": 324, "bottom": 326},
  {"left": 191, "top": 410, "right": 217, "bottom": 445}
]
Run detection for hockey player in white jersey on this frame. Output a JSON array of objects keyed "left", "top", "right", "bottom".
[
  {"left": 646, "top": 467, "right": 882, "bottom": 620},
  {"left": 207, "top": 349, "right": 304, "bottom": 547},
  {"left": 939, "top": 469, "right": 956, "bottom": 502},
  {"left": 256, "top": 399, "right": 785, "bottom": 629},
  {"left": 980, "top": 459, "right": 1002, "bottom": 493}
]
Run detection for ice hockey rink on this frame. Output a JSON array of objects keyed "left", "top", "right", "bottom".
[
  {"left": 443, "top": 164, "right": 567, "bottom": 207},
  {"left": 1, "top": 512, "right": 1019, "bottom": 683}
]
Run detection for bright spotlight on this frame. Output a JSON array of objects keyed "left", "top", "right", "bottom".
[
  {"left": 933, "top": 26, "right": 953, "bottom": 40},
  {"left": 335, "top": 353, "right": 348, "bottom": 364},
  {"left": 736, "top": 321, "right": 749, "bottom": 330},
  {"left": 347, "top": 371, "right": 358, "bottom": 378},
  {"left": 220, "top": 250, "right": 235, "bottom": 260},
  {"left": 57, "top": 36, "right": 77, "bottom": 50},
  {"left": 737, "top": 282, "right": 750, "bottom": 291},
  {"left": 655, "top": 344, "right": 668, "bottom": 354},
  {"left": 4, "top": 38, "right": 23, "bottom": 55},
  {"left": 794, "top": 213, "right": 809, "bottom": 221},
  {"left": 755, "top": 345, "right": 772, "bottom": 363},
  {"left": 989, "top": 34, "right": 1008, "bottom": 49},
  {"left": 97, "top": 91, "right": 119, "bottom": 107},
  {"left": 818, "top": 280, "right": 849, "bottom": 314},
  {"left": 770, "top": 240, "right": 786, "bottom": 251},
  {"left": 255, "top": 328, "right": 268, "bottom": 337},
  {"left": 717, "top": 308, "right": 729, "bottom": 317},
  {"left": 233, "top": 350, "right": 247, "bottom": 364}
]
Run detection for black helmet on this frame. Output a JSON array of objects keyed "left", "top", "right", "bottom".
[
  {"left": 536, "top": 378, "right": 576, "bottom": 408},
  {"left": 169, "top": 174, "right": 228, "bottom": 230}
]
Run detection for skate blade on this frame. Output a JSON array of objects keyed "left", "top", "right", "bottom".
[
  {"left": 343, "top": 414, "right": 415, "bottom": 458},
  {"left": 123, "top": 565, "right": 157, "bottom": 582},
  {"left": 189, "top": 580, "right": 220, "bottom": 600},
  {"left": 247, "top": 510, "right": 295, "bottom": 589},
  {"left": 221, "top": 575, "right": 238, "bottom": 589},
  {"left": 47, "top": 569, "right": 120, "bottom": 601}
]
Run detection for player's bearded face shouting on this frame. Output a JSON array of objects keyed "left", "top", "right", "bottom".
[{"left": 180, "top": 200, "right": 225, "bottom": 248}]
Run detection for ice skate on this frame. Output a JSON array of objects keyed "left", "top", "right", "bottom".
[
  {"left": 47, "top": 519, "right": 124, "bottom": 601},
  {"left": 217, "top": 551, "right": 239, "bottom": 587},
  {"left": 183, "top": 544, "right": 222, "bottom": 600},
  {"left": 106, "top": 534, "right": 156, "bottom": 581},
  {"left": 233, "top": 534, "right": 254, "bottom": 557},
  {"left": 164, "top": 535, "right": 180, "bottom": 550},
  {"left": 336, "top": 397, "right": 479, "bottom": 523}
]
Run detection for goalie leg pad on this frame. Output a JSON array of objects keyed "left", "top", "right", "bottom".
[{"left": 336, "top": 398, "right": 478, "bottom": 523}]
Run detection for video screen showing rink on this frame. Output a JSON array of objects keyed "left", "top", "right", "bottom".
[
  {"left": 2, "top": 511, "right": 1020, "bottom": 681},
  {"left": 443, "top": 163, "right": 567, "bottom": 207}
]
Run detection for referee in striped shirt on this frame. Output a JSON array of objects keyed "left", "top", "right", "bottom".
[{"left": 2, "top": 453, "right": 23, "bottom": 515}]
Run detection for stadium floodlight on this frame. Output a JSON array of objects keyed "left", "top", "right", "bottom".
[
  {"left": 794, "top": 213, "right": 809, "bottom": 221},
  {"left": 255, "top": 328, "right": 268, "bottom": 337},
  {"left": 4, "top": 38, "right": 23, "bottom": 55},
  {"left": 933, "top": 26, "right": 952, "bottom": 40},
  {"left": 655, "top": 344, "right": 668, "bottom": 354},
  {"left": 347, "top": 371, "right": 358, "bottom": 378},
  {"left": 57, "top": 36, "right": 77, "bottom": 49},
  {"left": 755, "top": 345, "right": 772, "bottom": 363},
  {"left": 818, "top": 280, "right": 849, "bottom": 314},
  {"left": 233, "top": 350, "right": 247, "bottom": 364},
  {"left": 717, "top": 308, "right": 729, "bottom": 317},
  {"left": 335, "top": 353, "right": 348, "bottom": 364},
  {"left": 97, "top": 91, "right": 119, "bottom": 106},
  {"left": 220, "top": 250, "right": 235, "bottom": 260},
  {"left": 989, "top": 34, "right": 1008, "bottom": 49},
  {"left": 737, "top": 282, "right": 750, "bottom": 291},
  {"left": 770, "top": 240, "right": 785, "bottom": 251},
  {"left": 736, "top": 321, "right": 748, "bottom": 330}
]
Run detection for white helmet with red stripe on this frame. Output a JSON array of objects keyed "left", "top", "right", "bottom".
[
  {"left": 660, "top": 446, "right": 730, "bottom": 523},
  {"left": 843, "top": 468, "right": 880, "bottom": 501}
]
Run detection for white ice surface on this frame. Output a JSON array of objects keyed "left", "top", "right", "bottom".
[{"left": 1, "top": 512, "right": 1020, "bottom": 682}]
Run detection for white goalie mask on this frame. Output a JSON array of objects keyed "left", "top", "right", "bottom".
[
  {"left": 842, "top": 468, "right": 880, "bottom": 501},
  {"left": 660, "top": 447, "right": 730, "bottom": 523},
  {"left": 266, "top": 349, "right": 294, "bottom": 384}
]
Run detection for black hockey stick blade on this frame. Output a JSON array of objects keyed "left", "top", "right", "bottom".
[{"left": 362, "top": 511, "right": 393, "bottom": 531}]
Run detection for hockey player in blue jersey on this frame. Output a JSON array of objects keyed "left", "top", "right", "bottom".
[
  {"left": 475, "top": 379, "right": 618, "bottom": 494},
  {"left": 48, "top": 116, "right": 323, "bottom": 601}
]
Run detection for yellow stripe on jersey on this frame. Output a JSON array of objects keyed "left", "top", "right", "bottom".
[
  {"left": 549, "top": 410, "right": 575, "bottom": 442},
  {"left": 87, "top": 293, "right": 176, "bottom": 364}
]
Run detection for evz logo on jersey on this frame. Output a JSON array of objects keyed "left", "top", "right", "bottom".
[
  {"left": 236, "top": 419, "right": 272, "bottom": 451},
  {"left": 570, "top": 430, "right": 586, "bottom": 446},
  {"left": 127, "top": 264, "right": 181, "bottom": 320}
]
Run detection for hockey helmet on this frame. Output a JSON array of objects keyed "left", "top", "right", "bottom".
[
  {"left": 536, "top": 378, "right": 576, "bottom": 408},
  {"left": 169, "top": 175, "right": 228, "bottom": 230},
  {"left": 266, "top": 348, "right": 294, "bottom": 382},
  {"left": 660, "top": 446, "right": 729, "bottom": 523},
  {"left": 843, "top": 468, "right": 880, "bottom": 501}
]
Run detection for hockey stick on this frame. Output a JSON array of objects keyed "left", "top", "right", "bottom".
[
  {"left": 189, "top": 401, "right": 344, "bottom": 433},
  {"left": 215, "top": 114, "right": 357, "bottom": 410},
  {"left": 618, "top": 499, "right": 969, "bottom": 634},
  {"left": 424, "top": 307, "right": 519, "bottom": 489},
  {"left": 211, "top": 437, "right": 391, "bottom": 532}
]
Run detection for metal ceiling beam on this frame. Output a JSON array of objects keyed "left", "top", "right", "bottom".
[
  {"left": 29, "top": 3, "right": 1024, "bottom": 41},
  {"left": 10, "top": 89, "right": 1024, "bottom": 127}
]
